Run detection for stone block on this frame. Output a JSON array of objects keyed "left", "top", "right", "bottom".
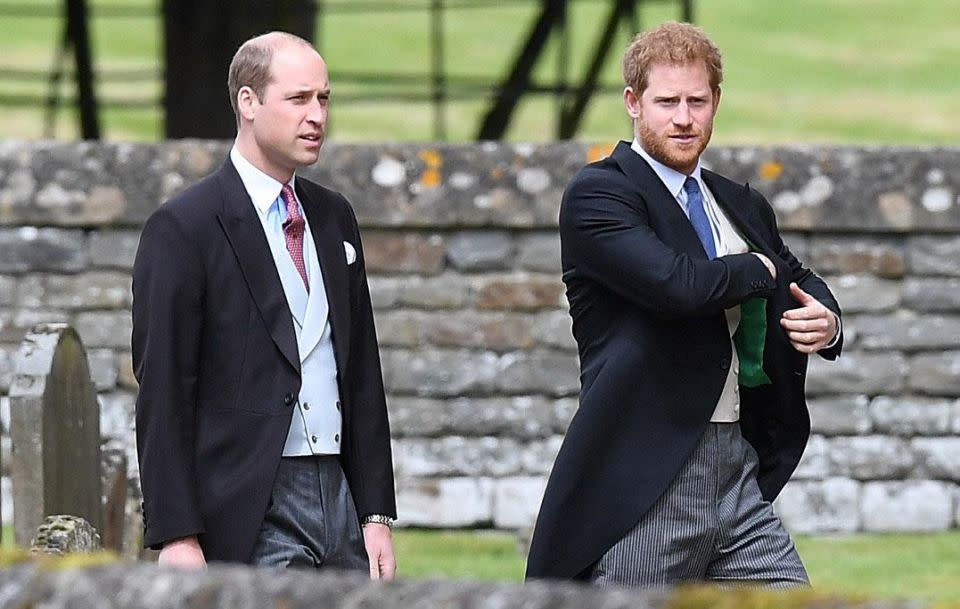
[
  {"left": 805, "top": 352, "right": 907, "bottom": 396},
  {"left": 552, "top": 397, "right": 579, "bottom": 433},
  {"left": 86, "top": 348, "right": 118, "bottom": 391},
  {"left": 792, "top": 435, "right": 830, "bottom": 479},
  {"left": 474, "top": 273, "right": 565, "bottom": 311},
  {"left": 517, "top": 232, "right": 561, "bottom": 273},
  {"left": 0, "top": 344, "right": 13, "bottom": 392},
  {"left": 902, "top": 277, "right": 960, "bottom": 311},
  {"left": 447, "top": 396, "right": 557, "bottom": 439},
  {"left": 381, "top": 348, "right": 499, "bottom": 397},
  {"left": 422, "top": 311, "right": 535, "bottom": 351},
  {"left": 395, "top": 477, "right": 494, "bottom": 527},
  {"left": 397, "top": 273, "right": 470, "bottom": 309},
  {"left": 0, "top": 309, "right": 71, "bottom": 343},
  {"left": 494, "top": 476, "right": 547, "bottom": 529},
  {"left": 826, "top": 275, "right": 901, "bottom": 313},
  {"left": 907, "top": 236, "right": 960, "bottom": 276},
  {"left": 74, "top": 311, "right": 133, "bottom": 349},
  {"left": 446, "top": 231, "right": 513, "bottom": 271},
  {"left": 496, "top": 350, "right": 580, "bottom": 397},
  {"left": 848, "top": 313, "right": 960, "bottom": 351},
  {"left": 871, "top": 396, "right": 953, "bottom": 436},
  {"left": 373, "top": 310, "right": 423, "bottom": 347},
  {"left": 362, "top": 231, "right": 445, "bottom": 275},
  {"left": 0, "top": 275, "right": 16, "bottom": 306},
  {"left": 810, "top": 236, "right": 905, "bottom": 278},
  {"left": 519, "top": 436, "right": 563, "bottom": 474},
  {"left": 808, "top": 395, "right": 871, "bottom": 435},
  {"left": 775, "top": 478, "right": 860, "bottom": 534},
  {"left": 387, "top": 396, "right": 449, "bottom": 438},
  {"left": 368, "top": 276, "right": 400, "bottom": 309},
  {"left": 88, "top": 230, "right": 142, "bottom": 270},
  {"left": 861, "top": 481, "right": 953, "bottom": 532},
  {"left": 0, "top": 228, "right": 88, "bottom": 272},
  {"left": 392, "top": 437, "right": 523, "bottom": 477},
  {"left": 117, "top": 351, "right": 137, "bottom": 390},
  {"left": 529, "top": 310, "right": 576, "bottom": 351},
  {"left": 780, "top": 232, "right": 810, "bottom": 264},
  {"left": 909, "top": 351, "right": 960, "bottom": 395},
  {"left": 98, "top": 391, "right": 136, "bottom": 441},
  {"left": 912, "top": 438, "right": 960, "bottom": 481},
  {"left": 17, "top": 272, "right": 132, "bottom": 310},
  {"left": 828, "top": 436, "right": 915, "bottom": 480}
]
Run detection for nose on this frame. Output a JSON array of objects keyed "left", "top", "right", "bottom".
[
  {"left": 306, "top": 98, "right": 326, "bottom": 125},
  {"left": 672, "top": 102, "right": 693, "bottom": 127}
]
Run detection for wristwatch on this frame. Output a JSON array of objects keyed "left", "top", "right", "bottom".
[{"left": 361, "top": 514, "right": 394, "bottom": 528}]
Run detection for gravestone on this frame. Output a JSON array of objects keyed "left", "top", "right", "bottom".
[{"left": 9, "top": 323, "right": 104, "bottom": 546}]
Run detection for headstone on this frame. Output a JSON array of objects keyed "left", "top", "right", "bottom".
[
  {"left": 30, "top": 514, "right": 102, "bottom": 554},
  {"left": 9, "top": 323, "right": 103, "bottom": 546}
]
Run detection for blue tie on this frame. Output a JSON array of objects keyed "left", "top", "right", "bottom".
[{"left": 683, "top": 177, "right": 716, "bottom": 259}]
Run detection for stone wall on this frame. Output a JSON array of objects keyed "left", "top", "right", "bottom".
[{"left": 0, "top": 141, "right": 958, "bottom": 539}]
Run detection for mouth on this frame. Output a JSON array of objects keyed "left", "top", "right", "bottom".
[
  {"left": 300, "top": 133, "right": 322, "bottom": 147},
  {"left": 669, "top": 133, "right": 698, "bottom": 145}
]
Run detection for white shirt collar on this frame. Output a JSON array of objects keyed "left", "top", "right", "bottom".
[
  {"left": 630, "top": 138, "right": 704, "bottom": 200},
  {"left": 230, "top": 145, "right": 296, "bottom": 215}
]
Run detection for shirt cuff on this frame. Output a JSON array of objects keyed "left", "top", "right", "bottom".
[{"left": 822, "top": 313, "right": 842, "bottom": 349}]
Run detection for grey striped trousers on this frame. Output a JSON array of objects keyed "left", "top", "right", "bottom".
[{"left": 590, "top": 423, "right": 809, "bottom": 587}]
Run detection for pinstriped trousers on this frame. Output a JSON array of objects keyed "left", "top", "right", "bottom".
[{"left": 590, "top": 423, "right": 809, "bottom": 587}]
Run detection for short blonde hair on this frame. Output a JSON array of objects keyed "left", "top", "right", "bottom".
[
  {"left": 227, "top": 31, "right": 314, "bottom": 126},
  {"left": 622, "top": 21, "right": 723, "bottom": 94}
]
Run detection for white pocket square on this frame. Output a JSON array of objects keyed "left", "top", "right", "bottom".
[{"left": 344, "top": 241, "right": 357, "bottom": 265}]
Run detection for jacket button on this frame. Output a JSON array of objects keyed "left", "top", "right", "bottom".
[
  {"left": 284, "top": 393, "right": 295, "bottom": 406},
  {"left": 335, "top": 434, "right": 340, "bottom": 442},
  {"left": 720, "top": 358, "right": 730, "bottom": 370},
  {"left": 303, "top": 402, "right": 310, "bottom": 410},
  {"left": 311, "top": 435, "right": 318, "bottom": 443}
]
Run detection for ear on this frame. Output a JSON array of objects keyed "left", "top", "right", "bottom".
[
  {"left": 237, "top": 86, "right": 258, "bottom": 122},
  {"left": 623, "top": 86, "right": 641, "bottom": 119},
  {"left": 712, "top": 87, "right": 722, "bottom": 113}
]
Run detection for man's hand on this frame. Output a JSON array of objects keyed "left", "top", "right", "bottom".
[
  {"left": 362, "top": 523, "right": 396, "bottom": 581},
  {"left": 752, "top": 252, "right": 777, "bottom": 280},
  {"left": 158, "top": 536, "right": 206, "bottom": 569},
  {"left": 781, "top": 282, "right": 839, "bottom": 354}
]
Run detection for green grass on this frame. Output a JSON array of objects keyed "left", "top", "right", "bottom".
[
  {"left": 393, "top": 529, "right": 960, "bottom": 602},
  {"left": 1, "top": 0, "right": 957, "bottom": 143}
]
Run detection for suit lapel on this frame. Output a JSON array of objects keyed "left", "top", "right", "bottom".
[
  {"left": 215, "top": 159, "right": 299, "bottom": 373},
  {"left": 297, "top": 220, "right": 329, "bottom": 361},
  {"left": 299, "top": 183, "right": 351, "bottom": 378},
  {"left": 610, "top": 141, "right": 709, "bottom": 258}
]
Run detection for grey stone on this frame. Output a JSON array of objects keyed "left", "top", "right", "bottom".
[
  {"left": 805, "top": 352, "right": 907, "bottom": 396},
  {"left": 446, "top": 231, "right": 514, "bottom": 271},
  {"left": 447, "top": 396, "right": 557, "bottom": 439},
  {"left": 810, "top": 236, "right": 905, "bottom": 278},
  {"left": 553, "top": 397, "right": 579, "bottom": 433},
  {"left": 392, "top": 437, "right": 524, "bottom": 477},
  {"left": 861, "top": 481, "right": 953, "bottom": 532},
  {"left": 792, "top": 435, "right": 830, "bottom": 479},
  {"left": 0, "top": 343, "right": 13, "bottom": 392},
  {"left": 496, "top": 350, "right": 580, "bottom": 397},
  {"left": 529, "top": 310, "right": 577, "bottom": 351},
  {"left": 9, "top": 324, "right": 103, "bottom": 546},
  {"left": 74, "top": 310, "right": 133, "bottom": 349},
  {"left": 473, "top": 273, "right": 565, "bottom": 311},
  {"left": 517, "top": 232, "right": 561, "bottom": 273},
  {"left": 1, "top": 475, "right": 11, "bottom": 525},
  {"left": 775, "top": 478, "right": 860, "bottom": 534},
  {"left": 903, "top": 277, "right": 960, "bottom": 311},
  {"left": 826, "top": 274, "right": 901, "bottom": 313},
  {"left": 395, "top": 477, "right": 494, "bottom": 527},
  {"left": 519, "top": 436, "right": 564, "bottom": 475},
  {"left": 397, "top": 273, "right": 470, "bottom": 309},
  {"left": 907, "top": 236, "right": 960, "bottom": 276},
  {"left": 0, "top": 309, "right": 71, "bottom": 344},
  {"left": 387, "top": 396, "right": 448, "bottom": 438},
  {"left": 909, "top": 351, "right": 960, "bottom": 395},
  {"left": 421, "top": 311, "right": 535, "bottom": 351},
  {"left": 849, "top": 313, "right": 960, "bottom": 351},
  {"left": 0, "top": 228, "right": 88, "bottom": 272},
  {"left": 871, "top": 396, "right": 954, "bottom": 435},
  {"left": 88, "top": 230, "right": 142, "bottom": 270},
  {"left": 494, "top": 476, "right": 547, "bottom": 529},
  {"left": 17, "top": 272, "right": 132, "bottom": 310},
  {"left": 373, "top": 310, "right": 423, "bottom": 347},
  {"left": 828, "top": 436, "right": 915, "bottom": 480},
  {"left": 382, "top": 348, "right": 499, "bottom": 397},
  {"left": 30, "top": 514, "right": 102, "bottom": 554},
  {"left": 98, "top": 391, "right": 136, "bottom": 441},
  {"left": 86, "top": 348, "right": 118, "bottom": 391},
  {"left": 368, "top": 276, "right": 400, "bottom": 309},
  {"left": 808, "top": 395, "right": 871, "bottom": 435},
  {"left": 912, "top": 438, "right": 960, "bottom": 481},
  {"left": 0, "top": 275, "right": 16, "bottom": 306}
]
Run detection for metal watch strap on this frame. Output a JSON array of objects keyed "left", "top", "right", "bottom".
[{"left": 361, "top": 514, "right": 394, "bottom": 528}]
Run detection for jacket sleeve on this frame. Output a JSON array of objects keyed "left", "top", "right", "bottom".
[
  {"left": 560, "top": 169, "right": 776, "bottom": 319},
  {"left": 341, "top": 197, "right": 397, "bottom": 520},
  {"left": 131, "top": 207, "right": 206, "bottom": 548},
  {"left": 750, "top": 186, "right": 844, "bottom": 361}
]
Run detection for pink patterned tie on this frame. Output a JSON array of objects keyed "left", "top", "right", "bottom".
[{"left": 280, "top": 184, "right": 309, "bottom": 292}]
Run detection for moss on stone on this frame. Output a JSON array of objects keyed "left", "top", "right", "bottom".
[{"left": 667, "top": 584, "right": 867, "bottom": 609}]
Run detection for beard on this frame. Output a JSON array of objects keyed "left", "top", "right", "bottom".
[{"left": 637, "top": 116, "right": 712, "bottom": 175}]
